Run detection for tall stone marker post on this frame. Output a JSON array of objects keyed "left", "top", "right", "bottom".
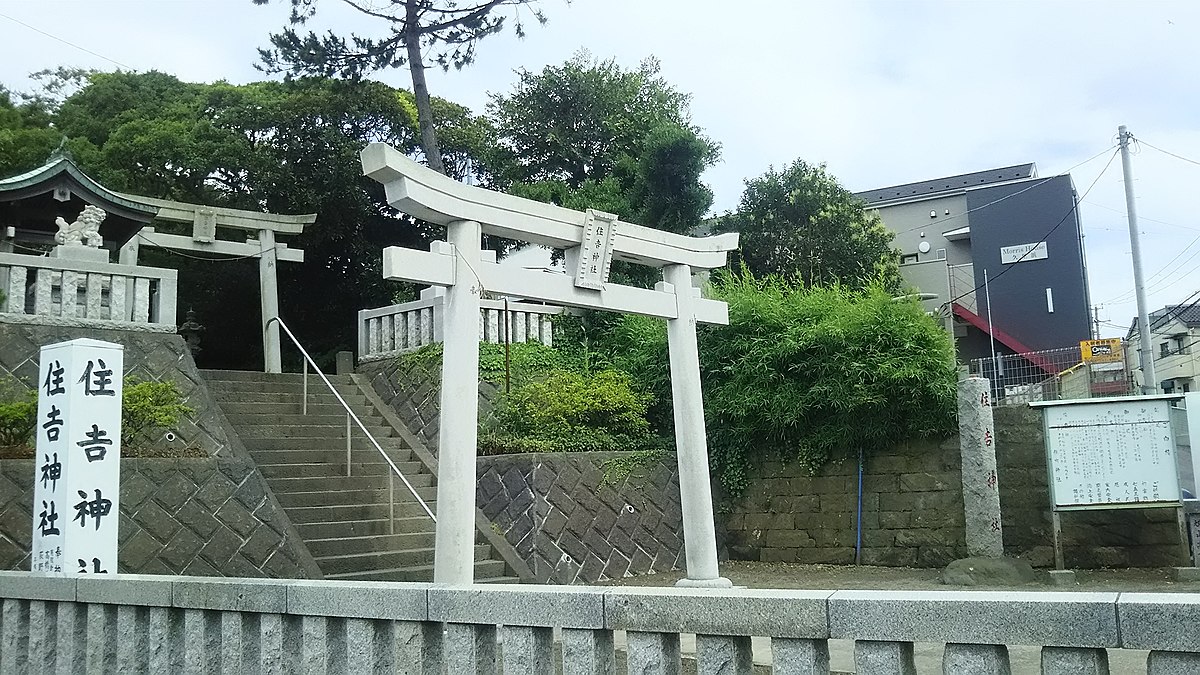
[
  {"left": 957, "top": 376, "right": 1004, "bottom": 557},
  {"left": 362, "top": 143, "right": 738, "bottom": 586},
  {"left": 31, "top": 338, "right": 123, "bottom": 576}
]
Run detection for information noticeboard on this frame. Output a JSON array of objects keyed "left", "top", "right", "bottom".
[{"left": 1032, "top": 395, "right": 1183, "bottom": 511}]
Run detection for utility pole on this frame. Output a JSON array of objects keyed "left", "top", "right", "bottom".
[
  {"left": 1119, "top": 125, "right": 1157, "bottom": 394},
  {"left": 1091, "top": 304, "right": 1102, "bottom": 340}
]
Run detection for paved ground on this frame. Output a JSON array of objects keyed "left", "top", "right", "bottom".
[{"left": 601, "top": 561, "right": 1200, "bottom": 673}]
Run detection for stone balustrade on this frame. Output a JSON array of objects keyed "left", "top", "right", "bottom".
[
  {"left": 358, "top": 296, "right": 561, "bottom": 361},
  {"left": 1, "top": 571, "right": 1198, "bottom": 673},
  {"left": 0, "top": 251, "right": 178, "bottom": 331}
]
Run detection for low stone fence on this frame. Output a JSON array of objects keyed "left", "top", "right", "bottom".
[{"left": 2, "top": 571, "right": 1198, "bottom": 673}]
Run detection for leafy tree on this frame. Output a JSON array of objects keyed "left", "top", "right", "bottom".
[
  {"left": 721, "top": 159, "right": 899, "bottom": 291},
  {"left": 255, "top": 0, "right": 551, "bottom": 175},
  {"left": 0, "top": 87, "right": 62, "bottom": 175},
  {"left": 488, "top": 54, "right": 719, "bottom": 285},
  {"left": 10, "top": 71, "right": 494, "bottom": 369}
]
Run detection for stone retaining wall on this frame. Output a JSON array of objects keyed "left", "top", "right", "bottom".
[
  {"left": 723, "top": 406, "right": 1187, "bottom": 569},
  {"left": 0, "top": 457, "right": 320, "bottom": 578},
  {"left": 0, "top": 323, "right": 245, "bottom": 458},
  {"left": 476, "top": 452, "right": 684, "bottom": 584}
]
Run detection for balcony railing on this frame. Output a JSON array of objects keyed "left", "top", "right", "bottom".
[
  {"left": 0, "top": 251, "right": 177, "bottom": 330},
  {"left": 948, "top": 263, "right": 976, "bottom": 313},
  {"left": 358, "top": 294, "right": 563, "bottom": 361}
]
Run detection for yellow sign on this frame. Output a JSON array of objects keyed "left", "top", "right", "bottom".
[{"left": 1081, "top": 338, "right": 1123, "bottom": 363}]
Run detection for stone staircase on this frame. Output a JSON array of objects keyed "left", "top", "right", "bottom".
[{"left": 202, "top": 370, "right": 515, "bottom": 583}]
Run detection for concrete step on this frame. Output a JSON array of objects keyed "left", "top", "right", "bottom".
[
  {"left": 241, "top": 437, "right": 406, "bottom": 452},
  {"left": 216, "top": 402, "right": 353, "bottom": 416},
  {"left": 238, "top": 424, "right": 396, "bottom": 440},
  {"left": 206, "top": 379, "right": 360, "bottom": 395},
  {"left": 306, "top": 532, "right": 437, "bottom": 557},
  {"left": 314, "top": 545, "right": 491, "bottom": 576},
  {"left": 223, "top": 413, "right": 388, "bottom": 427},
  {"left": 326, "top": 559, "right": 507, "bottom": 583},
  {"left": 202, "top": 370, "right": 357, "bottom": 384},
  {"left": 212, "top": 391, "right": 368, "bottom": 405},
  {"left": 248, "top": 453, "right": 417, "bottom": 471},
  {"left": 275, "top": 486, "right": 438, "bottom": 508},
  {"left": 296, "top": 518, "right": 433, "bottom": 540},
  {"left": 285, "top": 502, "right": 437, "bottom": 524},
  {"left": 478, "top": 576, "right": 523, "bottom": 584},
  {"left": 264, "top": 474, "right": 435, "bottom": 494},
  {"left": 257, "top": 461, "right": 424, "bottom": 478}
]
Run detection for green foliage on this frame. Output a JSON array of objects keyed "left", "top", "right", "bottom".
[
  {"left": 490, "top": 53, "right": 719, "bottom": 287},
  {"left": 560, "top": 272, "right": 958, "bottom": 493},
  {"left": 701, "top": 273, "right": 957, "bottom": 493},
  {"left": 720, "top": 159, "right": 900, "bottom": 291},
  {"left": 598, "top": 448, "right": 670, "bottom": 490},
  {"left": 480, "top": 370, "right": 658, "bottom": 455},
  {"left": 397, "top": 341, "right": 572, "bottom": 387},
  {"left": 0, "top": 391, "right": 36, "bottom": 448},
  {"left": 121, "top": 379, "right": 193, "bottom": 447}
]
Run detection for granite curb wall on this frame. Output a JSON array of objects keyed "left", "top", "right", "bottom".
[
  {"left": 476, "top": 452, "right": 684, "bottom": 584},
  {"left": 0, "top": 457, "right": 320, "bottom": 578},
  {"left": 1, "top": 573, "right": 1198, "bottom": 674}
]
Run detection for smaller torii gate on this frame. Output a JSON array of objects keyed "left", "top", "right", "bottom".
[{"left": 362, "top": 143, "right": 739, "bottom": 586}]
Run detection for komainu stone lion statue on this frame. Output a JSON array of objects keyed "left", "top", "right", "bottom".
[{"left": 55, "top": 205, "right": 107, "bottom": 247}]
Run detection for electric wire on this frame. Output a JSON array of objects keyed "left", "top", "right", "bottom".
[
  {"left": 0, "top": 11, "right": 133, "bottom": 70},
  {"left": 1140, "top": 140, "right": 1200, "bottom": 168},
  {"left": 884, "top": 146, "right": 1117, "bottom": 238},
  {"left": 947, "top": 149, "right": 1120, "bottom": 307}
]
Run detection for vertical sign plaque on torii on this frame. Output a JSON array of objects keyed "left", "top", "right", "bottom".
[
  {"left": 362, "top": 142, "right": 739, "bottom": 587},
  {"left": 31, "top": 338, "right": 123, "bottom": 576}
]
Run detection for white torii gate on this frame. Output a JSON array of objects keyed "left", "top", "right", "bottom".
[{"left": 362, "top": 143, "right": 739, "bottom": 587}]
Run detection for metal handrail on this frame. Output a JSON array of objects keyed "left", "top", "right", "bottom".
[{"left": 266, "top": 317, "right": 436, "bottom": 525}]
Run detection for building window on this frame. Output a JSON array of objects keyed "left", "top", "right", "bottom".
[
  {"left": 900, "top": 253, "right": 919, "bottom": 265},
  {"left": 1161, "top": 342, "right": 1172, "bottom": 358},
  {"left": 1185, "top": 382, "right": 1192, "bottom": 393}
]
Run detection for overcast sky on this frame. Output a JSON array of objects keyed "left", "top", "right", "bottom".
[{"left": 2, "top": 0, "right": 1199, "bottom": 340}]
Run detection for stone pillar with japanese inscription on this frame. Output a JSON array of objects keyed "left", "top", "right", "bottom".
[
  {"left": 958, "top": 376, "right": 1004, "bottom": 557},
  {"left": 30, "top": 338, "right": 123, "bottom": 576}
]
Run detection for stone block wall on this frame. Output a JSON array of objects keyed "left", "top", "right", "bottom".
[
  {"left": 722, "top": 439, "right": 967, "bottom": 568},
  {"left": 358, "top": 356, "right": 502, "bottom": 453},
  {"left": 477, "top": 452, "right": 684, "bottom": 584},
  {"left": 0, "top": 458, "right": 320, "bottom": 578},
  {"left": 722, "top": 406, "right": 1188, "bottom": 569},
  {"left": 0, "top": 323, "right": 246, "bottom": 458}
]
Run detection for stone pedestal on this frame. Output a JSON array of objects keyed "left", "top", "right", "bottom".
[{"left": 50, "top": 244, "right": 109, "bottom": 263}]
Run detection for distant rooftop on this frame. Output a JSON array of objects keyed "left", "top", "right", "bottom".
[
  {"left": 1128, "top": 303, "right": 1200, "bottom": 338},
  {"left": 856, "top": 163, "right": 1038, "bottom": 206}
]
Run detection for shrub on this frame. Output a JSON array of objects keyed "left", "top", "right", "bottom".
[
  {"left": 398, "top": 341, "right": 573, "bottom": 388},
  {"left": 0, "top": 393, "right": 36, "bottom": 448},
  {"left": 121, "top": 378, "right": 193, "bottom": 446},
  {"left": 562, "top": 270, "right": 958, "bottom": 493},
  {"left": 480, "top": 369, "right": 659, "bottom": 454}
]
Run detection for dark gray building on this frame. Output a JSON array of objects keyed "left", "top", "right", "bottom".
[{"left": 857, "top": 163, "right": 1093, "bottom": 376}]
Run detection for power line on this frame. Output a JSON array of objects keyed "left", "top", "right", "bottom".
[
  {"left": 1139, "top": 139, "right": 1200, "bottom": 168},
  {"left": 0, "top": 12, "right": 133, "bottom": 70},
  {"left": 1103, "top": 236, "right": 1200, "bottom": 303},
  {"left": 947, "top": 149, "right": 1120, "bottom": 306}
]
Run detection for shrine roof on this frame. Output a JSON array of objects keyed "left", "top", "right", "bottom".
[{"left": 0, "top": 151, "right": 159, "bottom": 220}]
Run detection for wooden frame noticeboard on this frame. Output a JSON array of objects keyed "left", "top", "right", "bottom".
[{"left": 1031, "top": 394, "right": 1192, "bottom": 569}]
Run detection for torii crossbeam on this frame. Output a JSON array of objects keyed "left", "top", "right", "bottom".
[{"left": 362, "top": 143, "right": 739, "bottom": 586}]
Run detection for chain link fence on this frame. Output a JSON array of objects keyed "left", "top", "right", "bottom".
[{"left": 968, "top": 342, "right": 1135, "bottom": 406}]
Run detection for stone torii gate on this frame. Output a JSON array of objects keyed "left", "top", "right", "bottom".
[
  {"left": 116, "top": 195, "right": 311, "bottom": 373},
  {"left": 362, "top": 143, "right": 739, "bottom": 586}
]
